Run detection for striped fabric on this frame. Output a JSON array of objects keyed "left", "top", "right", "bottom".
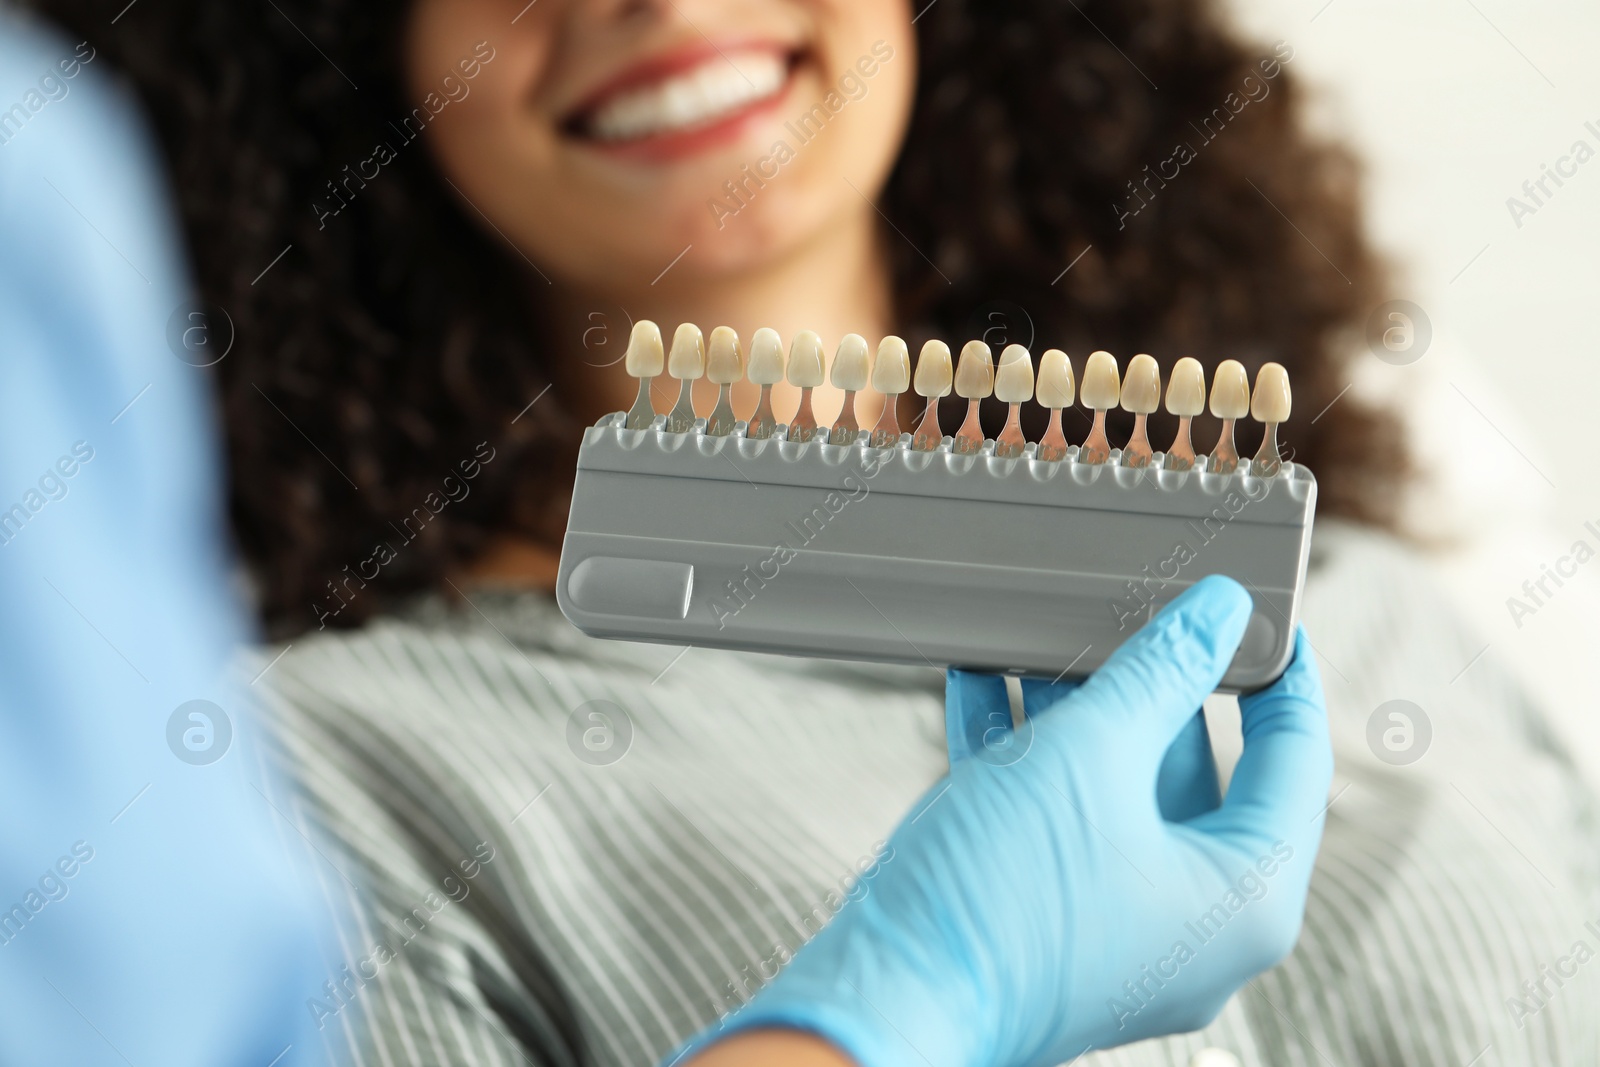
[{"left": 258, "top": 521, "right": 1600, "bottom": 1067}]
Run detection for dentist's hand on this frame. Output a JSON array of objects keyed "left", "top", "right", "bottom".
[{"left": 680, "top": 575, "right": 1332, "bottom": 1067}]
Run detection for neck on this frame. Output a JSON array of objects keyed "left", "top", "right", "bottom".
[{"left": 542, "top": 205, "right": 896, "bottom": 428}]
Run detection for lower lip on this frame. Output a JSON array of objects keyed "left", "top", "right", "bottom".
[{"left": 572, "top": 64, "right": 798, "bottom": 164}]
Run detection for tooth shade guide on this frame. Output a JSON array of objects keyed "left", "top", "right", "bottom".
[
  {"left": 609, "top": 327, "right": 1295, "bottom": 481},
  {"left": 562, "top": 401, "right": 1317, "bottom": 694}
]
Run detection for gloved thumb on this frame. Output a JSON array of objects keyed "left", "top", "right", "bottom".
[{"left": 1058, "top": 574, "right": 1253, "bottom": 770}]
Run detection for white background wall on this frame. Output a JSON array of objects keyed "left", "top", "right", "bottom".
[{"left": 1226, "top": 0, "right": 1600, "bottom": 778}]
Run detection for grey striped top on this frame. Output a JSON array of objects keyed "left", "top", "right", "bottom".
[{"left": 260, "top": 522, "right": 1600, "bottom": 1067}]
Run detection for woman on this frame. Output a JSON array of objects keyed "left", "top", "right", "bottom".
[{"left": 37, "top": 0, "right": 1599, "bottom": 1063}]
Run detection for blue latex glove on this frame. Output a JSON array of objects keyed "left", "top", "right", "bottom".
[
  {"left": 0, "top": 15, "right": 334, "bottom": 1065},
  {"left": 679, "top": 575, "right": 1331, "bottom": 1067}
]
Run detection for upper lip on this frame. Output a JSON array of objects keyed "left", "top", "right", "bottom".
[{"left": 561, "top": 38, "right": 799, "bottom": 131}]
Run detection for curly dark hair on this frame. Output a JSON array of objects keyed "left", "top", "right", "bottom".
[{"left": 32, "top": 0, "right": 1405, "bottom": 640}]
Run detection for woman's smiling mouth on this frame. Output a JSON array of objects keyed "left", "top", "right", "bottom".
[{"left": 565, "top": 44, "right": 801, "bottom": 161}]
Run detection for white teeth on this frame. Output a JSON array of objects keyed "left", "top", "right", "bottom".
[
  {"left": 1120, "top": 353, "right": 1160, "bottom": 414},
  {"left": 1036, "top": 349, "right": 1074, "bottom": 409},
  {"left": 668, "top": 322, "right": 705, "bottom": 379},
  {"left": 625, "top": 319, "right": 664, "bottom": 377},
  {"left": 1251, "top": 361, "right": 1292, "bottom": 423},
  {"left": 1210, "top": 359, "right": 1250, "bottom": 419},
  {"left": 871, "top": 336, "right": 911, "bottom": 394},
  {"left": 830, "top": 334, "right": 870, "bottom": 391},
  {"left": 954, "top": 340, "right": 994, "bottom": 399},
  {"left": 1165, "top": 357, "right": 1205, "bottom": 417},
  {"left": 994, "top": 344, "right": 1034, "bottom": 404},
  {"left": 914, "top": 340, "right": 953, "bottom": 398},
  {"left": 587, "top": 51, "right": 788, "bottom": 143},
  {"left": 747, "top": 327, "right": 785, "bottom": 385},
  {"left": 787, "top": 330, "right": 825, "bottom": 388},
  {"left": 1080, "top": 350, "right": 1120, "bottom": 410},
  {"left": 706, "top": 326, "right": 743, "bottom": 384}
]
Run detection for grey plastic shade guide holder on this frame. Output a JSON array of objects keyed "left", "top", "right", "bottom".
[{"left": 557, "top": 413, "right": 1316, "bottom": 691}]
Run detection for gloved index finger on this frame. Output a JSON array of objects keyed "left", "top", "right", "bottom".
[
  {"left": 945, "top": 668, "right": 1015, "bottom": 766},
  {"left": 1060, "top": 574, "right": 1253, "bottom": 759}
]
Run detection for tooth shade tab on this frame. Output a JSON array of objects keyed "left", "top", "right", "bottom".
[
  {"left": 954, "top": 340, "right": 995, "bottom": 399},
  {"left": 1119, "top": 353, "right": 1160, "bottom": 414},
  {"left": 747, "top": 327, "right": 786, "bottom": 385},
  {"left": 787, "top": 331, "right": 825, "bottom": 387},
  {"left": 1165, "top": 357, "right": 1206, "bottom": 417},
  {"left": 872, "top": 336, "right": 911, "bottom": 393},
  {"left": 1251, "top": 362, "right": 1292, "bottom": 423},
  {"left": 1036, "top": 349, "right": 1074, "bottom": 408},
  {"left": 914, "top": 340, "right": 953, "bottom": 398},
  {"left": 830, "top": 334, "right": 871, "bottom": 391},
  {"left": 668, "top": 323, "right": 706, "bottom": 379},
  {"left": 706, "top": 326, "right": 743, "bottom": 384},
  {"left": 1210, "top": 359, "right": 1250, "bottom": 419},
  {"left": 625, "top": 320, "right": 664, "bottom": 377},
  {"left": 1080, "top": 350, "right": 1120, "bottom": 410},
  {"left": 994, "top": 344, "right": 1034, "bottom": 403}
]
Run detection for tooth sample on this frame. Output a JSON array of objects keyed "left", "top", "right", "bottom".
[
  {"left": 1035, "top": 349, "right": 1075, "bottom": 462},
  {"left": 666, "top": 323, "right": 705, "bottom": 433},
  {"left": 1119, "top": 353, "right": 1161, "bottom": 468},
  {"left": 1207, "top": 359, "right": 1250, "bottom": 474},
  {"left": 911, "top": 340, "right": 953, "bottom": 452},
  {"left": 1249, "top": 362, "right": 1291, "bottom": 478},
  {"left": 785, "top": 330, "right": 826, "bottom": 442},
  {"left": 993, "top": 344, "right": 1034, "bottom": 459},
  {"left": 870, "top": 336, "right": 911, "bottom": 448},
  {"left": 828, "top": 334, "right": 870, "bottom": 445},
  {"left": 952, "top": 341, "right": 995, "bottom": 455},
  {"left": 1162, "top": 357, "right": 1206, "bottom": 471},
  {"left": 624, "top": 319, "right": 664, "bottom": 430},
  {"left": 1078, "top": 350, "right": 1120, "bottom": 465},
  {"left": 746, "top": 327, "right": 786, "bottom": 439},
  {"left": 705, "top": 326, "right": 743, "bottom": 437}
]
